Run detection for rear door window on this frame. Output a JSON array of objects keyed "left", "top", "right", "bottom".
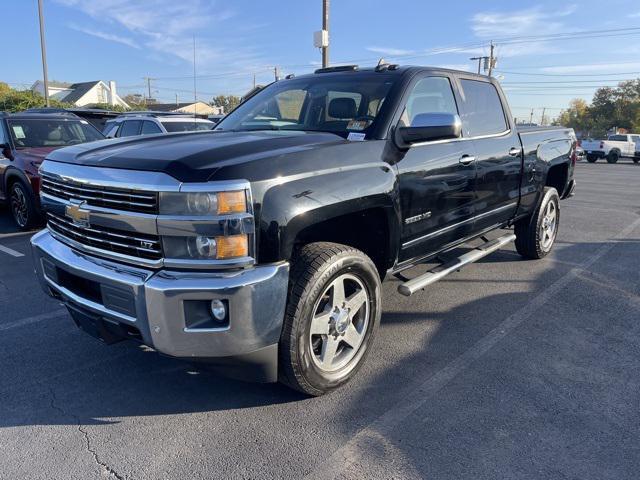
[
  {"left": 459, "top": 79, "right": 508, "bottom": 137},
  {"left": 141, "top": 121, "right": 162, "bottom": 135},
  {"left": 609, "top": 135, "right": 627, "bottom": 142},
  {"left": 119, "top": 120, "right": 142, "bottom": 137}
]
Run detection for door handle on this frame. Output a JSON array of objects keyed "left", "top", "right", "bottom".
[
  {"left": 508, "top": 147, "right": 522, "bottom": 156},
  {"left": 459, "top": 154, "right": 476, "bottom": 165}
]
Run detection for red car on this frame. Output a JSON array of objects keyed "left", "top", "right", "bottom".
[{"left": 0, "top": 111, "right": 104, "bottom": 229}]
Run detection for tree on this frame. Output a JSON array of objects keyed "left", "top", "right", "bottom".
[
  {"left": 555, "top": 78, "right": 640, "bottom": 137},
  {"left": 0, "top": 85, "right": 71, "bottom": 113},
  {"left": 211, "top": 95, "right": 241, "bottom": 114},
  {"left": 122, "top": 93, "right": 148, "bottom": 110}
]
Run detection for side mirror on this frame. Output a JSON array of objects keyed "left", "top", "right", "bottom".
[
  {"left": 395, "top": 113, "right": 462, "bottom": 148},
  {"left": 0, "top": 142, "right": 10, "bottom": 159}
]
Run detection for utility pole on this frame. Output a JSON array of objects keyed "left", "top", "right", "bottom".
[
  {"left": 143, "top": 77, "right": 156, "bottom": 101},
  {"left": 540, "top": 108, "right": 546, "bottom": 126},
  {"left": 175, "top": 93, "right": 178, "bottom": 107},
  {"left": 470, "top": 57, "right": 483, "bottom": 74},
  {"left": 193, "top": 35, "right": 197, "bottom": 119},
  {"left": 274, "top": 66, "right": 280, "bottom": 82},
  {"left": 488, "top": 41, "right": 495, "bottom": 76},
  {"left": 322, "top": 0, "right": 330, "bottom": 68},
  {"left": 253, "top": 73, "right": 256, "bottom": 89},
  {"left": 529, "top": 108, "right": 534, "bottom": 124},
  {"left": 37, "top": 0, "right": 50, "bottom": 107}
]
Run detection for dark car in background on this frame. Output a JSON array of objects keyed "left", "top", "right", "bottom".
[
  {"left": 0, "top": 111, "right": 105, "bottom": 229},
  {"left": 24, "top": 107, "right": 121, "bottom": 132}
]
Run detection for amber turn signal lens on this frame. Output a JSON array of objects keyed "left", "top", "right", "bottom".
[
  {"left": 217, "top": 191, "right": 247, "bottom": 215},
  {"left": 216, "top": 234, "right": 248, "bottom": 259}
]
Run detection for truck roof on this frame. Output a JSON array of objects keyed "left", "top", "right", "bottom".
[{"left": 294, "top": 64, "right": 492, "bottom": 81}]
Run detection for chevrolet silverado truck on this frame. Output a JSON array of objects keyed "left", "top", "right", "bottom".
[
  {"left": 581, "top": 133, "right": 640, "bottom": 163},
  {"left": 31, "top": 65, "right": 576, "bottom": 396}
]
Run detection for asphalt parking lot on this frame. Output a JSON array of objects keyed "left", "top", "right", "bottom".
[{"left": 1, "top": 161, "right": 639, "bottom": 480}]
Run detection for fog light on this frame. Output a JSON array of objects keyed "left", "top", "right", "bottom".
[{"left": 210, "top": 299, "right": 227, "bottom": 321}]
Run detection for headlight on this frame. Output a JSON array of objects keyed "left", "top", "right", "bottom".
[
  {"left": 159, "top": 191, "right": 247, "bottom": 215},
  {"left": 163, "top": 234, "right": 249, "bottom": 260}
]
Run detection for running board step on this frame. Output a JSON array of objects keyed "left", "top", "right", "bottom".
[{"left": 397, "top": 233, "right": 516, "bottom": 297}]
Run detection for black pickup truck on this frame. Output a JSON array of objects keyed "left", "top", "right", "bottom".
[{"left": 31, "top": 65, "right": 576, "bottom": 395}]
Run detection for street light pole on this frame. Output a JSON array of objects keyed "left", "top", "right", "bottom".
[
  {"left": 37, "top": 0, "right": 50, "bottom": 107},
  {"left": 322, "top": 0, "right": 329, "bottom": 68}
]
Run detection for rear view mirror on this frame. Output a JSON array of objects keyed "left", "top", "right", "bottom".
[{"left": 395, "top": 112, "right": 462, "bottom": 148}]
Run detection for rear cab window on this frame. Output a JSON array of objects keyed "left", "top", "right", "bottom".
[{"left": 458, "top": 79, "right": 508, "bottom": 137}]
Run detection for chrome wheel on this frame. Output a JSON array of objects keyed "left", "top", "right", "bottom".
[
  {"left": 10, "top": 185, "right": 29, "bottom": 228},
  {"left": 540, "top": 200, "right": 557, "bottom": 251},
  {"left": 309, "top": 273, "right": 370, "bottom": 373}
]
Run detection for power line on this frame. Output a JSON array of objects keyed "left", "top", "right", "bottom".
[{"left": 497, "top": 70, "right": 640, "bottom": 77}]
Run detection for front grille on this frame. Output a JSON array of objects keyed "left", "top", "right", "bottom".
[
  {"left": 41, "top": 173, "right": 158, "bottom": 214},
  {"left": 47, "top": 211, "right": 162, "bottom": 261}
]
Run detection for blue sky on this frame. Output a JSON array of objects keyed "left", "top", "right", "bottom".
[{"left": 4, "top": 0, "right": 640, "bottom": 121}]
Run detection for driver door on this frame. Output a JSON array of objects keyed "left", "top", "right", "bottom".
[{"left": 396, "top": 75, "right": 477, "bottom": 263}]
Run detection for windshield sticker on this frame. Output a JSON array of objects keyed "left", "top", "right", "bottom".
[
  {"left": 12, "top": 126, "right": 26, "bottom": 139},
  {"left": 347, "top": 119, "right": 371, "bottom": 131},
  {"left": 347, "top": 132, "right": 366, "bottom": 142}
]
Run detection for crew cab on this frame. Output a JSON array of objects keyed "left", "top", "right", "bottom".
[
  {"left": 31, "top": 65, "right": 576, "bottom": 395},
  {"left": 581, "top": 133, "right": 640, "bottom": 163},
  {"left": 0, "top": 111, "right": 104, "bottom": 229}
]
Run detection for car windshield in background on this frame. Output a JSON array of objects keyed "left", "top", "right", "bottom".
[
  {"left": 7, "top": 119, "right": 104, "bottom": 148},
  {"left": 160, "top": 121, "right": 214, "bottom": 133},
  {"left": 215, "top": 73, "right": 398, "bottom": 138}
]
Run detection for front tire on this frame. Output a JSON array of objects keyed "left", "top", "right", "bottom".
[
  {"left": 607, "top": 151, "right": 620, "bottom": 164},
  {"left": 9, "top": 181, "right": 39, "bottom": 230},
  {"left": 586, "top": 155, "right": 598, "bottom": 163},
  {"left": 279, "top": 242, "right": 382, "bottom": 396},
  {"left": 515, "top": 187, "right": 560, "bottom": 259}
]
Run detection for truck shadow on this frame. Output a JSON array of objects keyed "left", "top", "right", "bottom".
[{"left": 1, "top": 238, "right": 638, "bottom": 451}]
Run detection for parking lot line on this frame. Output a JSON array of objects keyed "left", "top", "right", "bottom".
[
  {"left": 0, "top": 244, "right": 25, "bottom": 257},
  {"left": 307, "top": 217, "right": 640, "bottom": 480},
  {"left": 0, "top": 230, "right": 37, "bottom": 240},
  {"left": 0, "top": 309, "right": 66, "bottom": 332}
]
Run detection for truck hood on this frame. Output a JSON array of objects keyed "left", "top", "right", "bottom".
[{"left": 45, "top": 130, "right": 347, "bottom": 182}]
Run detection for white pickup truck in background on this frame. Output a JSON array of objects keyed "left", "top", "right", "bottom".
[{"left": 581, "top": 134, "right": 640, "bottom": 163}]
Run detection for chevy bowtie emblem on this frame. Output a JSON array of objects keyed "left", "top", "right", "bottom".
[{"left": 65, "top": 201, "right": 90, "bottom": 227}]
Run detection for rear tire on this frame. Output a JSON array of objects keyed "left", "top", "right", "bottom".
[
  {"left": 515, "top": 187, "right": 560, "bottom": 260},
  {"left": 606, "top": 151, "right": 620, "bottom": 164},
  {"left": 633, "top": 158, "right": 640, "bottom": 164},
  {"left": 279, "top": 242, "right": 381, "bottom": 396},
  {"left": 586, "top": 155, "right": 598, "bottom": 163}
]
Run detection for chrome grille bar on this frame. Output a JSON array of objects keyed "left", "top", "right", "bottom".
[
  {"left": 41, "top": 173, "right": 158, "bottom": 214},
  {"left": 47, "top": 211, "right": 162, "bottom": 260}
]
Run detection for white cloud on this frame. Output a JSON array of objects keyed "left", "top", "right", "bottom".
[
  {"left": 433, "top": 63, "right": 472, "bottom": 71},
  {"left": 54, "top": 0, "right": 259, "bottom": 67},
  {"left": 628, "top": 11, "right": 640, "bottom": 18},
  {"left": 68, "top": 23, "right": 140, "bottom": 49},
  {"left": 471, "top": 5, "right": 577, "bottom": 37},
  {"left": 366, "top": 46, "right": 415, "bottom": 57}
]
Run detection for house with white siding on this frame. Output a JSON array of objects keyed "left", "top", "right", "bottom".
[{"left": 31, "top": 80, "right": 129, "bottom": 108}]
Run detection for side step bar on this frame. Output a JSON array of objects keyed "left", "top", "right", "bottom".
[{"left": 397, "top": 233, "right": 516, "bottom": 297}]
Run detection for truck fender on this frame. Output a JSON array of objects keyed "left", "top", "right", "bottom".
[{"left": 255, "top": 163, "right": 400, "bottom": 264}]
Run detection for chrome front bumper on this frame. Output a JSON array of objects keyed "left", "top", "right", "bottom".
[{"left": 31, "top": 230, "right": 289, "bottom": 380}]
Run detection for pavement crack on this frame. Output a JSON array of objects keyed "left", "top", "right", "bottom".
[{"left": 47, "top": 386, "right": 126, "bottom": 480}]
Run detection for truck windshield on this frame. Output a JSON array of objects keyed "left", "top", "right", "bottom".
[
  {"left": 215, "top": 73, "right": 397, "bottom": 139},
  {"left": 7, "top": 119, "right": 104, "bottom": 148}
]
